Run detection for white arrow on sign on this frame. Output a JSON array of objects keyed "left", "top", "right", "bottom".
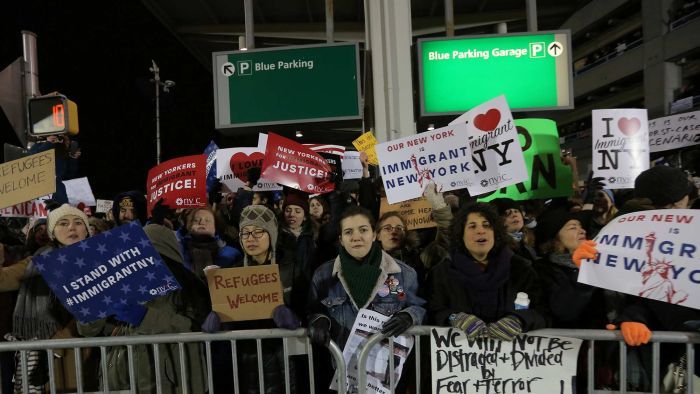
[
  {"left": 547, "top": 42, "right": 563, "bottom": 57},
  {"left": 222, "top": 62, "right": 235, "bottom": 77}
]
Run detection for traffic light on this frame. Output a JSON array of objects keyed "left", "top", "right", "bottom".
[{"left": 27, "top": 94, "right": 79, "bottom": 137}]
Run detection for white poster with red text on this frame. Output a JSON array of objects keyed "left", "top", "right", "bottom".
[
  {"left": 215, "top": 147, "right": 282, "bottom": 192},
  {"left": 592, "top": 109, "right": 649, "bottom": 189},
  {"left": 578, "top": 209, "right": 700, "bottom": 310},
  {"left": 449, "top": 95, "right": 528, "bottom": 195}
]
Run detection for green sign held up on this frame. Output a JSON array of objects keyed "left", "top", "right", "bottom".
[{"left": 479, "top": 119, "right": 573, "bottom": 202}]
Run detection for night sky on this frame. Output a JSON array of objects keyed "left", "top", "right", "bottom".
[{"left": 1, "top": 1, "right": 217, "bottom": 199}]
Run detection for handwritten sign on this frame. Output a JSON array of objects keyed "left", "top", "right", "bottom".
[
  {"left": 64, "top": 177, "right": 96, "bottom": 207},
  {"left": 592, "top": 109, "right": 649, "bottom": 189},
  {"left": 353, "top": 132, "right": 379, "bottom": 165},
  {"left": 379, "top": 197, "right": 436, "bottom": 230},
  {"left": 449, "top": 95, "right": 528, "bottom": 195},
  {"left": 479, "top": 119, "right": 574, "bottom": 201},
  {"left": 0, "top": 150, "right": 56, "bottom": 210},
  {"left": 33, "top": 222, "right": 181, "bottom": 323},
  {"left": 376, "top": 123, "right": 472, "bottom": 204},
  {"left": 648, "top": 110, "right": 700, "bottom": 153},
  {"left": 431, "top": 328, "right": 582, "bottom": 394},
  {"left": 147, "top": 155, "right": 207, "bottom": 215},
  {"left": 205, "top": 265, "right": 284, "bottom": 322},
  {"left": 579, "top": 209, "right": 700, "bottom": 310},
  {"left": 95, "top": 199, "right": 114, "bottom": 214}
]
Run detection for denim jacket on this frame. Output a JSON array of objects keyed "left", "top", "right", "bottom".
[{"left": 307, "top": 250, "right": 426, "bottom": 348}]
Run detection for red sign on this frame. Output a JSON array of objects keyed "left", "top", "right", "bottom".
[
  {"left": 261, "top": 133, "right": 335, "bottom": 194},
  {"left": 147, "top": 155, "right": 207, "bottom": 215}
]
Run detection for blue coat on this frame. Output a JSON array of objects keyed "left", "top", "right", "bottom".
[{"left": 307, "top": 251, "right": 426, "bottom": 348}]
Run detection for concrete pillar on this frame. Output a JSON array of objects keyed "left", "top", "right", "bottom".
[
  {"left": 642, "top": 0, "right": 680, "bottom": 117},
  {"left": 366, "top": 0, "right": 415, "bottom": 142}
]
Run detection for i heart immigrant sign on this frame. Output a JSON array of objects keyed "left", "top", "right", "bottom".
[
  {"left": 592, "top": 109, "right": 650, "bottom": 189},
  {"left": 216, "top": 147, "right": 281, "bottom": 191},
  {"left": 449, "top": 95, "right": 529, "bottom": 195}
]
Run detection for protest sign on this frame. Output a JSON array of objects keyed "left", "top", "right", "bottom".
[
  {"left": 147, "top": 155, "right": 207, "bottom": 215},
  {"left": 579, "top": 209, "right": 700, "bottom": 310},
  {"left": 0, "top": 197, "right": 49, "bottom": 218},
  {"left": 592, "top": 109, "right": 649, "bottom": 189},
  {"left": 205, "top": 265, "right": 284, "bottom": 322},
  {"left": 306, "top": 143, "right": 346, "bottom": 157},
  {"left": 0, "top": 149, "right": 56, "bottom": 210},
  {"left": 261, "top": 133, "right": 335, "bottom": 194},
  {"left": 379, "top": 197, "right": 436, "bottom": 230},
  {"left": 204, "top": 140, "right": 219, "bottom": 193},
  {"left": 63, "top": 177, "right": 96, "bottom": 207},
  {"left": 342, "top": 151, "right": 364, "bottom": 180},
  {"left": 448, "top": 95, "right": 528, "bottom": 195},
  {"left": 479, "top": 119, "right": 574, "bottom": 201},
  {"left": 332, "top": 309, "right": 413, "bottom": 394},
  {"left": 33, "top": 222, "right": 181, "bottom": 323},
  {"left": 95, "top": 199, "right": 114, "bottom": 214},
  {"left": 431, "top": 328, "right": 582, "bottom": 394},
  {"left": 215, "top": 147, "right": 282, "bottom": 192},
  {"left": 648, "top": 110, "right": 700, "bottom": 153},
  {"left": 353, "top": 132, "right": 379, "bottom": 165},
  {"left": 376, "top": 123, "right": 472, "bottom": 204}
]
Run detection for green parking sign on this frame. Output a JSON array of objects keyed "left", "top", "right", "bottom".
[{"left": 213, "top": 43, "right": 361, "bottom": 128}]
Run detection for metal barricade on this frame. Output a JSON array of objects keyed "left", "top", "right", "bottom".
[
  {"left": 356, "top": 327, "right": 700, "bottom": 394},
  {"left": 0, "top": 328, "right": 346, "bottom": 394}
]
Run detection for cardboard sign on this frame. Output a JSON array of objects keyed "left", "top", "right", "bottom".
[
  {"left": 431, "top": 328, "right": 582, "bottom": 394},
  {"left": 0, "top": 197, "right": 49, "bottom": 218},
  {"left": 33, "top": 222, "right": 181, "bottom": 323},
  {"left": 215, "top": 147, "right": 282, "bottom": 192},
  {"left": 479, "top": 119, "right": 574, "bottom": 201},
  {"left": 579, "top": 209, "right": 700, "bottom": 310},
  {"left": 261, "top": 133, "right": 335, "bottom": 194},
  {"left": 379, "top": 197, "right": 436, "bottom": 230},
  {"left": 353, "top": 132, "right": 379, "bottom": 165},
  {"left": 63, "top": 177, "right": 96, "bottom": 207},
  {"left": 342, "top": 151, "right": 364, "bottom": 180},
  {"left": 648, "top": 110, "right": 700, "bottom": 153},
  {"left": 95, "top": 199, "right": 114, "bottom": 214},
  {"left": 376, "top": 123, "right": 472, "bottom": 204},
  {"left": 592, "top": 109, "right": 649, "bottom": 189},
  {"left": 449, "top": 95, "right": 529, "bottom": 195},
  {"left": 147, "top": 155, "right": 207, "bottom": 215},
  {"left": 206, "top": 265, "right": 284, "bottom": 322},
  {"left": 0, "top": 149, "right": 56, "bottom": 210}
]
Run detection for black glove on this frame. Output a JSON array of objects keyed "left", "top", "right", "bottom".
[
  {"left": 208, "top": 179, "right": 223, "bottom": 205},
  {"left": 246, "top": 167, "right": 261, "bottom": 188},
  {"left": 583, "top": 171, "right": 605, "bottom": 204},
  {"left": 381, "top": 312, "right": 413, "bottom": 337},
  {"left": 150, "top": 198, "right": 169, "bottom": 225},
  {"left": 308, "top": 316, "right": 331, "bottom": 346},
  {"left": 330, "top": 171, "right": 344, "bottom": 187},
  {"left": 44, "top": 199, "right": 62, "bottom": 212}
]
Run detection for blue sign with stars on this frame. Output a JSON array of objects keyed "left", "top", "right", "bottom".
[{"left": 33, "top": 222, "right": 181, "bottom": 323}]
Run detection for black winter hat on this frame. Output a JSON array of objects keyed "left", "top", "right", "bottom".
[
  {"left": 535, "top": 209, "right": 583, "bottom": 250},
  {"left": 112, "top": 190, "right": 148, "bottom": 225},
  {"left": 489, "top": 198, "right": 522, "bottom": 216},
  {"left": 634, "top": 166, "right": 690, "bottom": 207}
]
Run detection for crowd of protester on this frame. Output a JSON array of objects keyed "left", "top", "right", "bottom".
[{"left": 0, "top": 147, "right": 699, "bottom": 393}]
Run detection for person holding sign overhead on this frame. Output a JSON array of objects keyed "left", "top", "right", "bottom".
[
  {"left": 426, "top": 202, "right": 547, "bottom": 341},
  {"left": 0, "top": 203, "right": 97, "bottom": 393}
]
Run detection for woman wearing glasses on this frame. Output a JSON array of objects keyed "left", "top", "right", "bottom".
[{"left": 374, "top": 182, "right": 453, "bottom": 283}]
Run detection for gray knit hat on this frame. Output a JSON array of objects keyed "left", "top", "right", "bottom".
[{"left": 239, "top": 205, "right": 278, "bottom": 264}]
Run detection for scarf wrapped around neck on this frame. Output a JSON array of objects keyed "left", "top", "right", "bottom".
[
  {"left": 339, "top": 242, "right": 383, "bottom": 308},
  {"left": 449, "top": 246, "right": 513, "bottom": 322},
  {"left": 185, "top": 234, "right": 220, "bottom": 281}
]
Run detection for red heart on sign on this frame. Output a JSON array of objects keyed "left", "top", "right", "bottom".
[
  {"left": 617, "top": 117, "right": 641, "bottom": 136},
  {"left": 229, "top": 152, "right": 264, "bottom": 182},
  {"left": 473, "top": 109, "right": 501, "bottom": 132}
]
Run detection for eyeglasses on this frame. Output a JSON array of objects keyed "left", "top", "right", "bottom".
[
  {"left": 380, "top": 224, "right": 404, "bottom": 233},
  {"left": 240, "top": 229, "right": 266, "bottom": 240}
]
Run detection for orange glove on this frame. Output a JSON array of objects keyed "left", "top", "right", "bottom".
[
  {"left": 573, "top": 240, "right": 597, "bottom": 268},
  {"left": 620, "top": 322, "right": 652, "bottom": 346}
]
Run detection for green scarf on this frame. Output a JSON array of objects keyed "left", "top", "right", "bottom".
[{"left": 339, "top": 242, "right": 383, "bottom": 308}]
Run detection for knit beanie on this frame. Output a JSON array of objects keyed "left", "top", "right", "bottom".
[
  {"left": 239, "top": 205, "right": 278, "bottom": 263},
  {"left": 143, "top": 224, "right": 184, "bottom": 265},
  {"left": 489, "top": 198, "right": 522, "bottom": 216},
  {"left": 111, "top": 190, "right": 147, "bottom": 225},
  {"left": 634, "top": 166, "right": 690, "bottom": 207},
  {"left": 283, "top": 192, "right": 309, "bottom": 215},
  {"left": 47, "top": 204, "right": 93, "bottom": 240},
  {"left": 535, "top": 209, "right": 582, "bottom": 252}
]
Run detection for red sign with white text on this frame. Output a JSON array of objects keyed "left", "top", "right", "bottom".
[
  {"left": 261, "top": 133, "right": 335, "bottom": 194},
  {"left": 147, "top": 155, "right": 207, "bottom": 215}
]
